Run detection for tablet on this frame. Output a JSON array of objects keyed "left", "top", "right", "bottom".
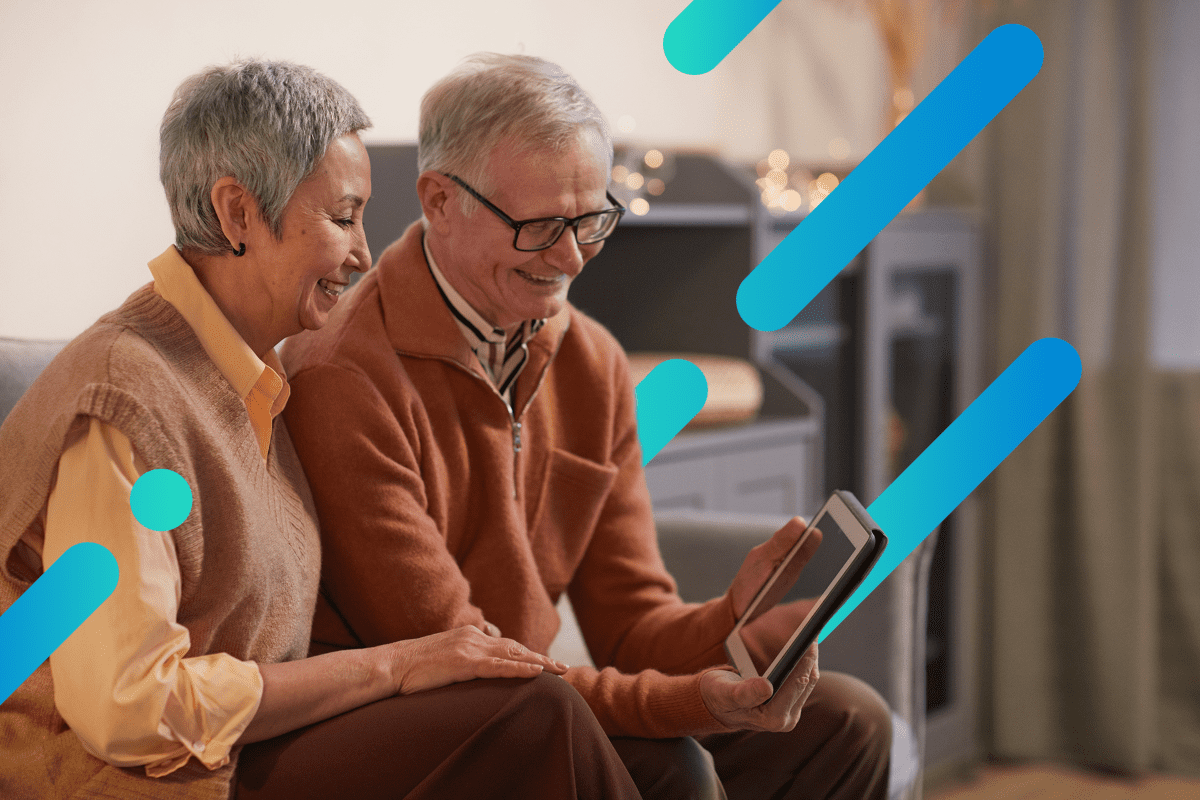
[{"left": 724, "top": 490, "right": 887, "bottom": 694}]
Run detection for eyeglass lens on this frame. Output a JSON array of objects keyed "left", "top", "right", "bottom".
[{"left": 516, "top": 211, "right": 622, "bottom": 251}]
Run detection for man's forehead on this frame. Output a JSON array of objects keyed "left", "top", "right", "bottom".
[{"left": 486, "top": 139, "right": 609, "bottom": 206}]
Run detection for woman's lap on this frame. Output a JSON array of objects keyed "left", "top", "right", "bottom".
[{"left": 234, "top": 673, "right": 637, "bottom": 799}]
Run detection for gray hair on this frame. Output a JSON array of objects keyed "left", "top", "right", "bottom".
[
  {"left": 161, "top": 59, "right": 371, "bottom": 255},
  {"left": 418, "top": 53, "right": 612, "bottom": 214}
]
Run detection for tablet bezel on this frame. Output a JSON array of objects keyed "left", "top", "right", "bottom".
[{"left": 724, "top": 492, "right": 877, "bottom": 685}]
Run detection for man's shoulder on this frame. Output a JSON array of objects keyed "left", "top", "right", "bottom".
[
  {"left": 281, "top": 273, "right": 389, "bottom": 380},
  {"left": 282, "top": 224, "right": 426, "bottom": 381}
]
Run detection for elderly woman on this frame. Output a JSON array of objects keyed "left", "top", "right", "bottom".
[{"left": 0, "top": 60, "right": 637, "bottom": 799}]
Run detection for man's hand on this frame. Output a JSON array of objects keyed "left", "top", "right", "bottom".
[
  {"left": 699, "top": 642, "right": 819, "bottom": 732},
  {"left": 727, "top": 517, "right": 821, "bottom": 619}
]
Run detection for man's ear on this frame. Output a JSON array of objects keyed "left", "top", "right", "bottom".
[
  {"left": 417, "top": 170, "right": 455, "bottom": 234},
  {"left": 210, "top": 177, "right": 256, "bottom": 253}
]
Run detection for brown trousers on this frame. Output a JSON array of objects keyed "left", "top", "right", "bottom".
[
  {"left": 234, "top": 673, "right": 639, "bottom": 799},
  {"left": 612, "top": 672, "right": 893, "bottom": 800},
  {"left": 235, "top": 670, "right": 889, "bottom": 800}
]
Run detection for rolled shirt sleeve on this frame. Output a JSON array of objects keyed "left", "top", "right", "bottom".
[{"left": 43, "top": 418, "right": 263, "bottom": 777}]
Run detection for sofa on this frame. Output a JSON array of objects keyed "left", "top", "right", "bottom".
[{"left": 1, "top": 336, "right": 932, "bottom": 799}]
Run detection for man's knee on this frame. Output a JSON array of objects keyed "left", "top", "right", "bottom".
[
  {"left": 610, "top": 736, "right": 724, "bottom": 800},
  {"left": 827, "top": 672, "right": 892, "bottom": 760},
  {"left": 505, "top": 673, "right": 596, "bottom": 733}
]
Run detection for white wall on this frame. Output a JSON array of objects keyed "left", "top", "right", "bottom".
[{"left": 0, "top": 0, "right": 907, "bottom": 339}]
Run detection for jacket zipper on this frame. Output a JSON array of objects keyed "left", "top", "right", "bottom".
[
  {"left": 416, "top": 356, "right": 537, "bottom": 500},
  {"left": 399, "top": 341, "right": 559, "bottom": 501}
]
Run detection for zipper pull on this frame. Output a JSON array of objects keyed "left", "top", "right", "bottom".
[{"left": 512, "top": 420, "right": 522, "bottom": 453}]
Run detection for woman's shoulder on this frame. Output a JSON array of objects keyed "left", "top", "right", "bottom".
[
  {"left": 6, "top": 287, "right": 229, "bottom": 456},
  {"left": 52, "top": 288, "right": 206, "bottom": 394}
]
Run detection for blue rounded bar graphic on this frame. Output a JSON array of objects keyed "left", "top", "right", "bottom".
[
  {"left": 664, "top": 0, "right": 785, "bottom": 75},
  {"left": 819, "top": 338, "right": 1082, "bottom": 639},
  {"left": 0, "top": 542, "right": 119, "bottom": 704},
  {"left": 635, "top": 359, "right": 709, "bottom": 465},
  {"left": 737, "top": 25, "right": 1044, "bottom": 332}
]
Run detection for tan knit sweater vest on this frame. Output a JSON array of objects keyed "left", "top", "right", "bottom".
[{"left": 0, "top": 285, "right": 321, "bottom": 799}]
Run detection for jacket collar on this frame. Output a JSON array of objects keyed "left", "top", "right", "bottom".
[{"left": 376, "top": 222, "right": 571, "bottom": 400}]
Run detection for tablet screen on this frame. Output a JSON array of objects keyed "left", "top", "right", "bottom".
[{"left": 740, "top": 509, "right": 858, "bottom": 674}]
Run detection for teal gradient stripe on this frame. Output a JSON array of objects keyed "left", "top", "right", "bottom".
[
  {"left": 738, "top": 24, "right": 1044, "bottom": 332},
  {"left": 0, "top": 542, "right": 118, "bottom": 704},
  {"left": 818, "top": 338, "right": 1081, "bottom": 640},
  {"left": 636, "top": 359, "right": 708, "bottom": 465},
  {"left": 663, "top": 0, "right": 784, "bottom": 75}
]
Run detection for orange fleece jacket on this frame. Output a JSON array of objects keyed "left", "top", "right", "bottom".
[{"left": 280, "top": 223, "right": 738, "bottom": 738}]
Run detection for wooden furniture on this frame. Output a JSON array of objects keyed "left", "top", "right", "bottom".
[{"left": 644, "top": 417, "right": 821, "bottom": 519}]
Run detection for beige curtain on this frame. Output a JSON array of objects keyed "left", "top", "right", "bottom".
[{"left": 971, "top": 0, "right": 1200, "bottom": 774}]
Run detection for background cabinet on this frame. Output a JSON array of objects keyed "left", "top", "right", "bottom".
[
  {"left": 755, "top": 206, "right": 983, "bottom": 774},
  {"left": 645, "top": 418, "right": 822, "bottom": 518}
]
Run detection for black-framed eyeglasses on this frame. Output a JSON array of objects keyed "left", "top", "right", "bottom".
[{"left": 445, "top": 174, "right": 625, "bottom": 252}]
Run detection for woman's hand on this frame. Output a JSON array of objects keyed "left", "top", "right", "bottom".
[{"left": 386, "top": 626, "right": 569, "bottom": 695}]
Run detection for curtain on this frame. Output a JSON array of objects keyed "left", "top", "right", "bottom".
[{"left": 971, "top": 0, "right": 1200, "bottom": 774}]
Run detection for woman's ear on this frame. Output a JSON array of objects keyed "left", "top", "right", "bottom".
[
  {"left": 210, "top": 177, "right": 255, "bottom": 254},
  {"left": 417, "top": 170, "right": 455, "bottom": 234}
]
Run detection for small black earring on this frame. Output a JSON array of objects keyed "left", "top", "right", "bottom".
[{"left": 231, "top": 242, "right": 246, "bottom": 257}]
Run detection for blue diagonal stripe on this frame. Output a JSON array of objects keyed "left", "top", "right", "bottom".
[
  {"left": 0, "top": 542, "right": 118, "bottom": 704},
  {"left": 636, "top": 359, "right": 709, "bottom": 465},
  {"left": 819, "top": 338, "right": 1081, "bottom": 640},
  {"left": 664, "top": 0, "right": 785, "bottom": 75},
  {"left": 738, "top": 24, "right": 1044, "bottom": 332}
]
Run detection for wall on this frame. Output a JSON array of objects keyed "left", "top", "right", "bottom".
[{"left": 0, "top": 0, "right": 914, "bottom": 340}]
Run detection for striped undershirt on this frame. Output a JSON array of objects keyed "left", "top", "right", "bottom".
[{"left": 423, "top": 234, "right": 545, "bottom": 405}]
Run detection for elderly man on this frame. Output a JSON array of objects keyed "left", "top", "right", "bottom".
[{"left": 282, "top": 53, "right": 891, "bottom": 799}]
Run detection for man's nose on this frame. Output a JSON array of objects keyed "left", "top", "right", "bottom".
[{"left": 543, "top": 227, "right": 585, "bottom": 276}]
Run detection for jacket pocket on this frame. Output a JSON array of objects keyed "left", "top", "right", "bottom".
[{"left": 530, "top": 448, "right": 618, "bottom": 597}]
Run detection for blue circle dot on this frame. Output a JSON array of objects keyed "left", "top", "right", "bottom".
[{"left": 130, "top": 469, "right": 193, "bottom": 532}]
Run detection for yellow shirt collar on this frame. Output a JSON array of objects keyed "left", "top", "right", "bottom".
[{"left": 147, "top": 246, "right": 289, "bottom": 459}]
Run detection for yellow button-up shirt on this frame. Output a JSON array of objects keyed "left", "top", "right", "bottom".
[{"left": 43, "top": 246, "right": 288, "bottom": 777}]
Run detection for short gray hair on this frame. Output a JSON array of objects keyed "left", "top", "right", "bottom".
[
  {"left": 161, "top": 59, "right": 371, "bottom": 255},
  {"left": 418, "top": 53, "right": 612, "bottom": 214}
]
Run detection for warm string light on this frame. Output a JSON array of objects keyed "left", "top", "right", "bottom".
[
  {"left": 828, "top": 137, "right": 852, "bottom": 161},
  {"left": 808, "top": 172, "right": 840, "bottom": 210},
  {"left": 754, "top": 144, "right": 850, "bottom": 215},
  {"left": 610, "top": 144, "right": 676, "bottom": 217}
]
